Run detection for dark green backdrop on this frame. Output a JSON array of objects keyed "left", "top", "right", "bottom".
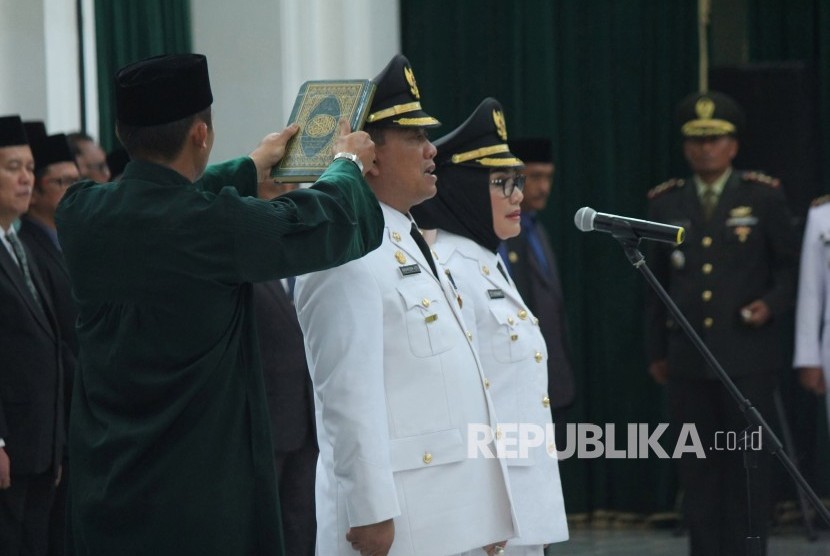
[
  {"left": 94, "top": 0, "right": 192, "bottom": 151},
  {"left": 401, "top": 0, "right": 830, "bottom": 520}
]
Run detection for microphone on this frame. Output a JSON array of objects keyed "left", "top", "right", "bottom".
[{"left": 574, "top": 207, "right": 685, "bottom": 245}]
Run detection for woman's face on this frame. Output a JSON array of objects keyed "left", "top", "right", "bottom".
[{"left": 489, "top": 168, "right": 524, "bottom": 240}]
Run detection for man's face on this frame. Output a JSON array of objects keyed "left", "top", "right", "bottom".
[
  {"left": 368, "top": 127, "right": 437, "bottom": 210},
  {"left": 683, "top": 135, "right": 738, "bottom": 178},
  {"left": 76, "top": 139, "right": 111, "bottom": 183},
  {"left": 31, "top": 161, "right": 80, "bottom": 218},
  {"left": 0, "top": 145, "right": 35, "bottom": 229},
  {"left": 519, "top": 162, "right": 554, "bottom": 213}
]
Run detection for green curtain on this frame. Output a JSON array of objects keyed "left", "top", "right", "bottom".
[
  {"left": 94, "top": 0, "right": 192, "bottom": 150},
  {"left": 402, "top": 0, "right": 699, "bottom": 519},
  {"left": 747, "top": 0, "right": 830, "bottom": 504}
]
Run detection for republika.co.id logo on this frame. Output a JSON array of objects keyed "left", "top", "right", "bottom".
[{"left": 467, "top": 423, "right": 763, "bottom": 460}]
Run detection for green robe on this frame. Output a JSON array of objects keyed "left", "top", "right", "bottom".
[{"left": 55, "top": 157, "right": 382, "bottom": 555}]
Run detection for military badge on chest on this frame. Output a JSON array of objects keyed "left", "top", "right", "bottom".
[{"left": 726, "top": 206, "right": 757, "bottom": 243}]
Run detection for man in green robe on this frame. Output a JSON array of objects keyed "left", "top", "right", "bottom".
[{"left": 55, "top": 53, "right": 382, "bottom": 555}]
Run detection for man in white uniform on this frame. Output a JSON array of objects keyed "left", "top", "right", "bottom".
[
  {"left": 296, "top": 55, "right": 516, "bottom": 556},
  {"left": 793, "top": 194, "right": 830, "bottom": 429}
]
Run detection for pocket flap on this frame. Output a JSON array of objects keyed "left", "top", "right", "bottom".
[{"left": 389, "top": 428, "right": 466, "bottom": 472}]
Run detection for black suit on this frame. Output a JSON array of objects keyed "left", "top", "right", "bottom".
[
  {"left": 19, "top": 217, "right": 77, "bottom": 556},
  {"left": 253, "top": 280, "right": 317, "bottom": 556},
  {"left": 646, "top": 170, "right": 799, "bottom": 556},
  {"left": 503, "top": 216, "right": 576, "bottom": 410},
  {"left": 0, "top": 232, "right": 64, "bottom": 556}
]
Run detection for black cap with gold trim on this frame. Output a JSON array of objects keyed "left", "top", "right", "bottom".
[
  {"left": 365, "top": 54, "right": 440, "bottom": 128},
  {"left": 676, "top": 90, "right": 744, "bottom": 138},
  {"left": 435, "top": 97, "right": 522, "bottom": 168}
]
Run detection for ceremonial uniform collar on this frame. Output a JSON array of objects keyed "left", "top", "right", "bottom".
[{"left": 694, "top": 167, "right": 733, "bottom": 199}]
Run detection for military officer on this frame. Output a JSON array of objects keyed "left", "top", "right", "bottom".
[
  {"left": 295, "top": 55, "right": 516, "bottom": 556},
  {"left": 793, "top": 195, "right": 830, "bottom": 429},
  {"left": 412, "top": 98, "right": 569, "bottom": 555},
  {"left": 645, "top": 90, "right": 799, "bottom": 556}
]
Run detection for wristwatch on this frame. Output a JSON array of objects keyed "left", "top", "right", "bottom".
[{"left": 333, "top": 151, "right": 364, "bottom": 174}]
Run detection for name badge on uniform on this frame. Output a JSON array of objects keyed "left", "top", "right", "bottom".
[
  {"left": 487, "top": 288, "right": 505, "bottom": 299},
  {"left": 399, "top": 264, "right": 422, "bottom": 277}
]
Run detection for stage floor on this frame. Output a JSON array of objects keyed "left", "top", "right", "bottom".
[{"left": 544, "top": 528, "right": 829, "bottom": 555}]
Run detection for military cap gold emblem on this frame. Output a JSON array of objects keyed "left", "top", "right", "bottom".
[
  {"left": 404, "top": 66, "right": 420, "bottom": 99},
  {"left": 695, "top": 97, "right": 715, "bottom": 120},
  {"left": 493, "top": 109, "right": 507, "bottom": 141}
]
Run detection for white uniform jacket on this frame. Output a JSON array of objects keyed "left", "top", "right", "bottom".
[
  {"left": 432, "top": 231, "right": 569, "bottom": 547},
  {"left": 295, "top": 203, "right": 517, "bottom": 556},
  {"left": 793, "top": 201, "right": 830, "bottom": 429}
]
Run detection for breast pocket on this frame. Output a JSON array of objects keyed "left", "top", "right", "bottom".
[
  {"left": 397, "top": 283, "right": 457, "bottom": 358},
  {"left": 489, "top": 304, "right": 536, "bottom": 363}
]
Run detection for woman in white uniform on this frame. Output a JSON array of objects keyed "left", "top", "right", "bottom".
[{"left": 412, "top": 98, "right": 568, "bottom": 555}]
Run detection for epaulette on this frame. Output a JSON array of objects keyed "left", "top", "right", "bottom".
[
  {"left": 811, "top": 194, "right": 830, "bottom": 208},
  {"left": 741, "top": 171, "right": 780, "bottom": 188},
  {"left": 647, "top": 178, "right": 685, "bottom": 200}
]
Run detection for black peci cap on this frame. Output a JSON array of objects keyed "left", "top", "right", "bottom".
[
  {"left": 115, "top": 53, "right": 213, "bottom": 126},
  {"left": 31, "top": 134, "right": 75, "bottom": 173},
  {"left": 434, "top": 97, "right": 522, "bottom": 168},
  {"left": 23, "top": 121, "right": 48, "bottom": 149},
  {"left": 676, "top": 90, "right": 744, "bottom": 138},
  {"left": 365, "top": 54, "right": 440, "bottom": 129},
  {"left": 508, "top": 137, "right": 553, "bottom": 164},
  {"left": 0, "top": 115, "right": 29, "bottom": 147}
]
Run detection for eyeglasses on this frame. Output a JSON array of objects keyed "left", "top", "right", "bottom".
[
  {"left": 489, "top": 175, "right": 525, "bottom": 198},
  {"left": 45, "top": 176, "right": 79, "bottom": 188}
]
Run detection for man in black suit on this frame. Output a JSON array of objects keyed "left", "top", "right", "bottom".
[
  {"left": 253, "top": 180, "right": 317, "bottom": 556},
  {"left": 501, "top": 138, "right": 576, "bottom": 437},
  {"left": 646, "top": 91, "right": 799, "bottom": 556},
  {"left": 0, "top": 115, "right": 64, "bottom": 556},
  {"left": 19, "top": 133, "right": 79, "bottom": 556}
]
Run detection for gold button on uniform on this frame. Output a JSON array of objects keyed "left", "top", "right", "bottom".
[
  {"left": 395, "top": 251, "right": 407, "bottom": 264},
  {"left": 466, "top": 330, "right": 473, "bottom": 341},
  {"left": 484, "top": 378, "right": 490, "bottom": 389},
  {"left": 510, "top": 334, "right": 518, "bottom": 341},
  {"left": 703, "top": 317, "right": 714, "bottom": 328},
  {"left": 495, "top": 428, "right": 503, "bottom": 440},
  {"left": 421, "top": 298, "right": 430, "bottom": 307},
  {"left": 702, "top": 290, "right": 712, "bottom": 302},
  {"left": 702, "top": 236, "right": 713, "bottom": 247},
  {"left": 507, "top": 317, "right": 515, "bottom": 326},
  {"left": 542, "top": 395, "right": 550, "bottom": 408},
  {"left": 482, "top": 265, "right": 490, "bottom": 276},
  {"left": 535, "top": 352, "right": 543, "bottom": 363},
  {"left": 392, "top": 231, "right": 401, "bottom": 242},
  {"left": 702, "top": 263, "right": 713, "bottom": 274},
  {"left": 518, "top": 309, "right": 528, "bottom": 320},
  {"left": 422, "top": 452, "right": 433, "bottom": 464}
]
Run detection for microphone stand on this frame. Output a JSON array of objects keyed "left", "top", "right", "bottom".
[{"left": 609, "top": 223, "right": 830, "bottom": 555}]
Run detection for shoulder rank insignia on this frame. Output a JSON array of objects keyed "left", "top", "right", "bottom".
[
  {"left": 647, "top": 178, "right": 685, "bottom": 200},
  {"left": 811, "top": 194, "right": 830, "bottom": 208},
  {"left": 741, "top": 171, "right": 780, "bottom": 188}
]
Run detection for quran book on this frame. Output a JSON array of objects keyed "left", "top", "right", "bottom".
[{"left": 271, "top": 79, "right": 376, "bottom": 182}]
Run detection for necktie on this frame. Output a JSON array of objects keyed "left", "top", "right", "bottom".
[
  {"left": 701, "top": 185, "right": 718, "bottom": 220},
  {"left": 410, "top": 223, "right": 438, "bottom": 278},
  {"left": 496, "top": 260, "right": 509, "bottom": 282},
  {"left": 522, "top": 216, "right": 549, "bottom": 273},
  {"left": 7, "top": 233, "right": 44, "bottom": 313}
]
